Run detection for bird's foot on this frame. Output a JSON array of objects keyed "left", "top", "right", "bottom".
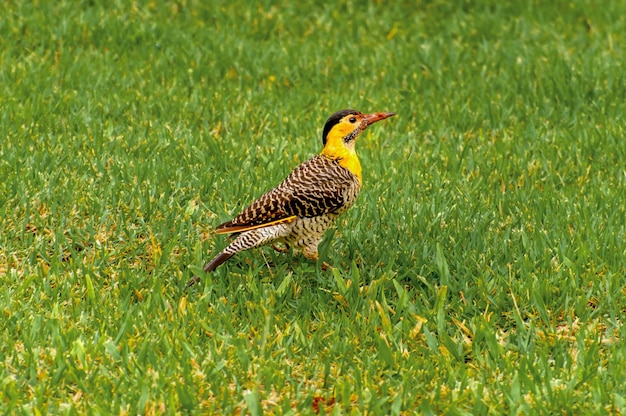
[{"left": 303, "top": 251, "right": 331, "bottom": 271}]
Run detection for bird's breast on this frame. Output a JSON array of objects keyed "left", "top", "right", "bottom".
[
  {"left": 336, "top": 155, "right": 362, "bottom": 184},
  {"left": 333, "top": 179, "right": 361, "bottom": 215}
]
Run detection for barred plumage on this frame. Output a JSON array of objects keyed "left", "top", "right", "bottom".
[
  {"left": 200, "top": 109, "right": 395, "bottom": 275},
  {"left": 217, "top": 155, "right": 361, "bottom": 230}
]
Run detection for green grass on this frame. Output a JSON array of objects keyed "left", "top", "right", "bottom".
[{"left": 1, "top": 0, "right": 625, "bottom": 414}]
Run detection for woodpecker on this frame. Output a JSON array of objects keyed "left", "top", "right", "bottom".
[{"left": 203, "top": 109, "right": 395, "bottom": 273}]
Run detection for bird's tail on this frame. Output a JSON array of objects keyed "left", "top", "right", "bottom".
[
  {"left": 203, "top": 224, "right": 291, "bottom": 273},
  {"left": 204, "top": 251, "right": 235, "bottom": 272}
]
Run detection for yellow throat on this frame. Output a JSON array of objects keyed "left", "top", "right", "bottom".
[{"left": 320, "top": 122, "right": 362, "bottom": 183}]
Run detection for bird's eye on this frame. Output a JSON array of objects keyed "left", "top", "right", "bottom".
[{"left": 349, "top": 117, "right": 357, "bottom": 123}]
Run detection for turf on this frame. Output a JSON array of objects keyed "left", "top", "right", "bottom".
[{"left": 1, "top": 0, "right": 625, "bottom": 414}]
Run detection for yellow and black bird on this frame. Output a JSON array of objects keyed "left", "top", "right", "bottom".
[{"left": 203, "top": 109, "right": 395, "bottom": 273}]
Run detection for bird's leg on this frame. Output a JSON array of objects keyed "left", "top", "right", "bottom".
[
  {"left": 271, "top": 243, "right": 289, "bottom": 253},
  {"left": 263, "top": 242, "right": 289, "bottom": 268},
  {"left": 302, "top": 248, "right": 319, "bottom": 261},
  {"left": 303, "top": 247, "right": 332, "bottom": 271}
]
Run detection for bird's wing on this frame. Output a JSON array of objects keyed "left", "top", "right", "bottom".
[
  {"left": 214, "top": 185, "right": 296, "bottom": 234},
  {"left": 215, "top": 155, "right": 359, "bottom": 234}
]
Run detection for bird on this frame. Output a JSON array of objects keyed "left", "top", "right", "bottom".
[{"left": 202, "top": 109, "right": 395, "bottom": 275}]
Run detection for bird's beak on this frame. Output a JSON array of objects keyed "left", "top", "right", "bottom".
[{"left": 362, "top": 112, "right": 396, "bottom": 128}]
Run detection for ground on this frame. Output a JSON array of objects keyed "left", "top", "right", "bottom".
[{"left": 1, "top": 0, "right": 625, "bottom": 414}]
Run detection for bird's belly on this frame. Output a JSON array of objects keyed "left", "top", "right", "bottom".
[
  {"left": 284, "top": 215, "right": 337, "bottom": 249},
  {"left": 282, "top": 181, "right": 360, "bottom": 250}
]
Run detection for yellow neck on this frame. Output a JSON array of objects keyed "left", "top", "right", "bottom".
[{"left": 320, "top": 129, "right": 362, "bottom": 183}]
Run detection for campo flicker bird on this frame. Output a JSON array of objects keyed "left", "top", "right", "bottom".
[{"left": 203, "top": 109, "right": 395, "bottom": 273}]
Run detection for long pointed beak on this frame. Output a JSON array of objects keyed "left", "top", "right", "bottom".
[{"left": 362, "top": 112, "right": 396, "bottom": 127}]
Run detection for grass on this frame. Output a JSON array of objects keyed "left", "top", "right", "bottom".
[{"left": 1, "top": 0, "right": 625, "bottom": 414}]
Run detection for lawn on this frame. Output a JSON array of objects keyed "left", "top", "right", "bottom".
[{"left": 1, "top": 0, "right": 625, "bottom": 414}]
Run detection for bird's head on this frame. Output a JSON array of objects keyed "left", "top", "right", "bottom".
[
  {"left": 320, "top": 109, "right": 395, "bottom": 182},
  {"left": 321, "top": 109, "right": 395, "bottom": 154}
]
